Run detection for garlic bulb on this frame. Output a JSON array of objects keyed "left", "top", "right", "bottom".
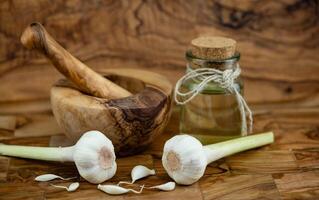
[
  {"left": 118, "top": 165, "right": 155, "bottom": 185},
  {"left": 162, "top": 135, "right": 207, "bottom": 185},
  {"left": 0, "top": 130, "right": 117, "bottom": 184},
  {"left": 162, "top": 132, "right": 274, "bottom": 185},
  {"left": 98, "top": 184, "right": 144, "bottom": 195},
  {"left": 73, "top": 131, "right": 117, "bottom": 184}
]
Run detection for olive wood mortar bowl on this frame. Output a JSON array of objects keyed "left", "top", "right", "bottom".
[{"left": 51, "top": 68, "right": 173, "bottom": 156}]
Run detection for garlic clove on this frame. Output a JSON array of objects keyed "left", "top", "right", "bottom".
[
  {"left": 148, "top": 182, "right": 176, "bottom": 191},
  {"left": 98, "top": 184, "right": 129, "bottom": 195},
  {"left": 50, "top": 182, "right": 80, "bottom": 192},
  {"left": 98, "top": 184, "right": 144, "bottom": 195},
  {"left": 131, "top": 165, "right": 155, "bottom": 183},
  {"left": 67, "top": 182, "right": 80, "bottom": 192},
  {"left": 35, "top": 174, "right": 62, "bottom": 182},
  {"left": 118, "top": 165, "right": 155, "bottom": 186},
  {"left": 35, "top": 174, "right": 76, "bottom": 182}
]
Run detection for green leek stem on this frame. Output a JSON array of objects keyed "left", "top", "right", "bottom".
[
  {"left": 203, "top": 132, "right": 274, "bottom": 164},
  {"left": 0, "top": 144, "right": 74, "bottom": 162}
]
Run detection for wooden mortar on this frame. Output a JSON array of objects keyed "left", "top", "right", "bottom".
[
  {"left": 51, "top": 68, "right": 172, "bottom": 156},
  {"left": 21, "top": 23, "right": 173, "bottom": 156}
]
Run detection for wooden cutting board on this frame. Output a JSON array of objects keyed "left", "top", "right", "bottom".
[{"left": 0, "top": 104, "right": 318, "bottom": 199}]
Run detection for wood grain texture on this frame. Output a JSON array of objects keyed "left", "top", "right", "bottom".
[
  {"left": 0, "top": 0, "right": 318, "bottom": 108},
  {"left": 199, "top": 174, "right": 280, "bottom": 200},
  {"left": 273, "top": 171, "right": 319, "bottom": 200},
  {"left": 294, "top": 148, "right": 319, "bottom": 170},
  {"left": 0, "top": 156, "right": 10, "bottom": 181},
  {"left": 51, "top": 69, "right": 172, "bottom": 156},
  {"left": 0, "top": 0, "right": 318, "bottom": 199},
  {"left": 226, "top": 150, "right": 300, "bottom": 174},
  {"left": 0, "top": 115, "right": 16, "bottom": 131},
  {"left": 0, "top": 106, "right": 318, "bottom": 199}
]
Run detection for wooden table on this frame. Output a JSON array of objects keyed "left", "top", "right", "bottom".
[
  {"left": 0, "top": 104, "right": 318, "bottom": 200},
  {"left": 0, "top": 0, "right": 318, "bottom": 199}
]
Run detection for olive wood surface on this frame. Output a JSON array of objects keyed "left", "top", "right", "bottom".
[
  {"left": 51, "top": 68, "right": 172, "bottom": 156},
  {"left": 0, "top": 105, "right": 318, "bottom": 199},
  {"left": 0, "top": 0, "right": 318, "bottom": 199},
  {"left": 1, "top": 0, "right": 318, "bottom": 108}
]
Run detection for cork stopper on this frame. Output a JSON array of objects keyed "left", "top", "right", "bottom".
[{"left": 191, "top": 36, "right": 236, "bottom": 60}]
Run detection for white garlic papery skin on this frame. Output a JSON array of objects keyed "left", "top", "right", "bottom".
[
  {"left": 131, "top": 165, "right": 155, "bottom": 183},
  {"left": 73, "top": 131, "right": 117, "bottom": 184},
  {"left": 98, "top": 184, "right": 144, "bottom": 195},
  {"left": 35, "top": 174, "right": 76, "bottom": 182},
  {"left": 67, "top": 182, "right": 80, "bottom": 192},
  {"left": 148, "top": 182, "right": 176, "bottom": 191},
  {"left": 162, "top": 135, "right": 207, "bottom": 185},
  {"left": 50, "top": 182, "right": 80, "bottom": 192},
  {"left": 118, "top": 165, "right": 155, "bottom": 185}
]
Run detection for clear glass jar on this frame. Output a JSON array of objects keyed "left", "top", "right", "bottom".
[{"left": 179, "top": 50, "right": 243, "bottom": 144}]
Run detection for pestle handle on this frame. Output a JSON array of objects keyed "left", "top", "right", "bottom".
[{"left": 20, "top": 22, "right": 131, "bottom": 99}]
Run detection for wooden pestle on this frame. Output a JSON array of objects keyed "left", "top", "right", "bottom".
[{"left": 20, "top": 22, "right": 131, "bottom": 99}]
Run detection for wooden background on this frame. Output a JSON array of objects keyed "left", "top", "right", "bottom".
[
  {"left": 1, "top": 0, "right": 318, "bottom": 108},
  {"left": 0, "top": 0, "right": 319, "bottom": 199}
]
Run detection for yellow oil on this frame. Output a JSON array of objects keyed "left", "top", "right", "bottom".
[{"left": 179, "top": 80, "right": 243, "bottom": 144}]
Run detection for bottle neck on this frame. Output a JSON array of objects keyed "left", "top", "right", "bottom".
[
  {"left": 186, "top": 50, "right": 240, "bottom": 71},
  {"left": 184, "top": 50, "right": 243, "bottom": 94}
]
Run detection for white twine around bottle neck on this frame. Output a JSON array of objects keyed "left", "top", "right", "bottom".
[{"left": 174, "top": 64, "right": 253, "bottom": 135}]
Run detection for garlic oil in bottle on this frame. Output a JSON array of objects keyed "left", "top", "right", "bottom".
[{"left": 179, "top": 36, "right": 245, "bottom": 144}]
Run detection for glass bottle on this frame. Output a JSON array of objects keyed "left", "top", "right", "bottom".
[{"left": 179, "top": 36, "right": 244, "bottom": 144}]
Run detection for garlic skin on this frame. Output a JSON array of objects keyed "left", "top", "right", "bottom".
[
  {"left": 73, "top": 131, "right": 117, "bottom": 184},
  {"left": 118, "top": 165, "right": 156, "bottom": 185},
  {"left": 35, "top": 174, "right": 76, "bottom": 182},
  {"left": 98, "top": 184, "right": 144, "bottom": 195},
  {"left": 162, "top": 135, "right": 207, "bottom": 185},
  {"left": 131, "top": 165, "right": 155, "bottom": 183},
  {"left": 50, "top": 182, "right": 80, "bottom": 192},
  {"left": 148, "top": 182, "right": 176, "bottom": 191},
  {"left": 67, "top": 182, "right": 80, "bottom": 192}
]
